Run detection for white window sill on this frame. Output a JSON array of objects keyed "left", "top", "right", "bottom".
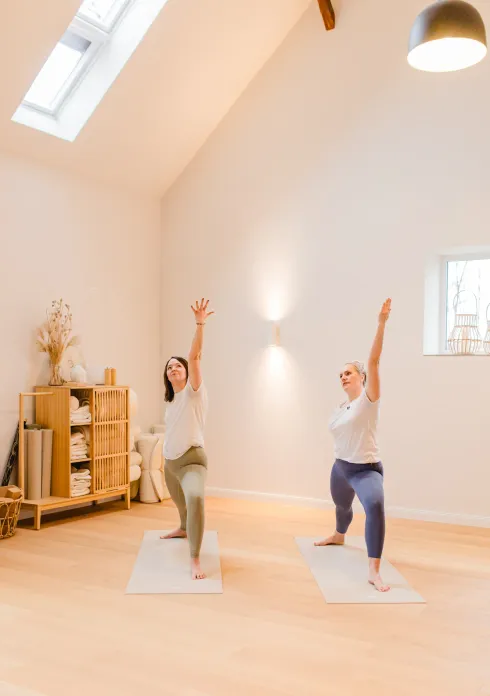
[{"left": 424, "top": 352, "right": 489, "bottom": 357}]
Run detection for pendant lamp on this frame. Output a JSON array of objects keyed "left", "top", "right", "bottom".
[{"left": 408, "top": 0, "right": 487, "bottom": 72}]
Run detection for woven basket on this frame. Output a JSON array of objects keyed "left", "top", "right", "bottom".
[{"left": 0, "top": 485, "right": 23, "bottom": 540}]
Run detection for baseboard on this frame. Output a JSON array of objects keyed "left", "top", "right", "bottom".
[{"left": 206, "top": 487, "right": 490, "bottom": 529}]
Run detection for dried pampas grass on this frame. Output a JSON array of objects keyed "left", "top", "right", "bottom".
[{"left": 37, "top": 299, "right": 79, "bottom": 385}]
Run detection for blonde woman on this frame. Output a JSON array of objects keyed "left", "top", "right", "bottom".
[{"left": 316, "top": 299, "right": 392, "bottom": 592}]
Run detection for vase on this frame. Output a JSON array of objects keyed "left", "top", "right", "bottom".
[
  {"left": 49, "top": 361, "right": 64, "bottom": 386},
  {"left": 447, "top": 290, "right": 482, "bottom": 355},
  {"left": 484, "top": 303, "right": 490, "bottom": 355},
  {"left": 70, "top": 363, "right": 87, "bottom": 383}
]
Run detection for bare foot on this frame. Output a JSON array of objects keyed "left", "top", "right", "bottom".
[
  {"left": 160, "top": 528, "right": 187, "bottom": 540},
  {"left": 314, "top": 531, "right": 345, "bottom": 546},
  {"left": 368, "top": 571, "right": 390, "bottom": 592},
  {"left": 191, "top": 558, "right": 206, "bottom": 580}
]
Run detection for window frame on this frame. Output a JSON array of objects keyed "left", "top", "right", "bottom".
[
  {"left": 21, "top": 1, "right": 132, "bottom": 119},
  {"left": 77, "top": 0, "right": 131, "bottom": 32},
  {"left": 439, "top": 251, "right": 490, "bottom": 354}
]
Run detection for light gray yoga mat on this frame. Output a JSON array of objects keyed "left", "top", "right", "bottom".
[
  {"left": 126, "top": 530, "right": 223, "bottom": 594},
  {"left": 26, "top": 430, "right": 42, "bottom": 501},
  {"left": 296, "top": 536, "right": 425, "bottom": 604},
  {"left": 41, "top": 429, "right": 53, "bottom": 498},
  {"left": 0, "top": 683, "right": 48, "bottom": 696}
]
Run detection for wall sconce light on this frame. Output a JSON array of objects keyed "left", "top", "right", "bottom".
[{"left": 270, "top": 322, "right": 281, "bottom": 347}]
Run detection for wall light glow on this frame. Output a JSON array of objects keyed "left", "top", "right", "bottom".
[{"left": 252, "top": 231, "right": 297, "bottom": 322}]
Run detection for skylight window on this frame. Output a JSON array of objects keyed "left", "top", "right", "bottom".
[
  {"left": 24, "top": 30, "right": 92, "bottom": 113},
  {"left": 12, "top": 0, "right": 169, "bottom": 141},
  {"left": 78, "top": 0, "right": 131, "bottom": 31}
]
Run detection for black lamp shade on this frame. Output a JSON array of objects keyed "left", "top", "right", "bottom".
[{"left": 408, "top": 1, "right": 487, "bottom": 72}]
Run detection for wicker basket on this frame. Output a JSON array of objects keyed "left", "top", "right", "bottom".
[
  {"left": 0, "top": 485, "right": 23, "bottom": 540},
  {"left": 448, "top": 290, "right": 482, "bottom": 355}
]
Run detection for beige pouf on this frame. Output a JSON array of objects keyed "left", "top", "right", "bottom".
[{"left": 136, "top": 434, "right": 169, "bottom": 503}]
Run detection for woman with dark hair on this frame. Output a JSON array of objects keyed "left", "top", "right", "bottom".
[
  {"left": 160, "top": 298, "right": 214, "bottom": 580},
  {"left": 315, "top": 299, "right": 392, "bottom": 592}
]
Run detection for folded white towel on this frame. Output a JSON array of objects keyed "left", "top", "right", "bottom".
[
  {"left": 72, "top": 426, "right": 90, "bottom": 443},
  {"left": 71, "top": 488, "right": 90, "bottom": 497},
  {"left": 71, "top": 406, "right": 90, "bottom": 423},
  {"left": 71, "top": 468, "right": 91, "bottom": 477},
  {"left": 71, "top": 431, "right": 85, "bottom": 442},
  {"left": 71, "top": 479, "right": 91, "bottom": 488}
]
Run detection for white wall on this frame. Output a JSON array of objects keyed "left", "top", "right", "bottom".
[
  {"left": 160, "top": 0, "right": 490, "bottom": 526},
  {"left": 0, "top": 151, "right": 161, "bottom": 482}
]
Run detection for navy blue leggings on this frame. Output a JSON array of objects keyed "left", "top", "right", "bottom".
[{"left": 330, "top": 459, "right": 385, "bottom": 558}]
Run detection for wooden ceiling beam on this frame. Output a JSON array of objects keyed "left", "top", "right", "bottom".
[{"left": 317, "top": 0, "right": 335, "bottom": 31}]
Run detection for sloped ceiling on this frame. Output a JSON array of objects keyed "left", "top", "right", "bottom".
[{"left": 0, "top": 0, "right": 313, "bottom": 196}]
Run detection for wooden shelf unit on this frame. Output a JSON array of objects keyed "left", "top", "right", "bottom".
[{"left": 20, "top": 385, "right": 131, "bottom": 529}]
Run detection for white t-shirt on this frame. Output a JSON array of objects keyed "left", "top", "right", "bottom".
[
  {"left": 328, "top": 389, "right": 380, "bottom": 464},
  {"left": 163, "top": 380, "right": 208, "bottom": 461}
]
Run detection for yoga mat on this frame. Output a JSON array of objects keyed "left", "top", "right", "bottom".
[
  {"left": 26, "top": 430, "right": 42, "bottom": 501},
  {"left": 295, "top": 536, "right": 425, "bottom": 604},
  {"left": 126, "top": 530, "right": 223, "bottom": 594},
  {"left": 41, "top": 429, "right": 53, "bottom": 498},
  {"left": 0, "top": 682, "right": 48, "bottom": 696},
  {"left": 23, "top": 431, "right": 28, "bottom": 494}
]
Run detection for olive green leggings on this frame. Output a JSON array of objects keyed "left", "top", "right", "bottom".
[{"left": 164, "top": 446, "right": 208, "bottom": 558}]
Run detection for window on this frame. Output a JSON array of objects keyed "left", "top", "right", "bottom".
[
  {"left": 18, "top": 1, "right": 131, "bottom": 118},
  {"left": 11, "top": 0, "right": 169, "bottom": 141},
  {"left": 78, "top": 0, "right": 130, "bottom": 31},
  {"left": 444, "top": 255, "right": 490, "bottom": 352},
  {"left": 23, "top": 30, "right": 93, "bottom": 114},
  {"left": 424, "top": 248, "right": 490, "bottom": 356}
]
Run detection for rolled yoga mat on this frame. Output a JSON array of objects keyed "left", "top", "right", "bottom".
[
  {"left": 26, "top": 430, "right": 43, "bottom": 501},
  {"left": 295, "top": 536, "right": 425, "bottom": 604},
  {"left": 41, "top": 429, "right": 53, "bottom": 498},
  {"left": 22, "top": 424, "right": 42, "bottom": 494}
]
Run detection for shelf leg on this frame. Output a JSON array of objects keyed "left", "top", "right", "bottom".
[
  {"left": 124, "top": 489, "right": 131, "bottom": 510},
  {"left": 34, "top": 507, "right": 41, "bottom": 531}
]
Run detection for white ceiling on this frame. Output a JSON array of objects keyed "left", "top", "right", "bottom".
[{"left": 0, "top": 0, "right": 313, "bottom": 197}]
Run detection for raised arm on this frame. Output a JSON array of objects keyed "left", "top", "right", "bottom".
[
  {"left": 366, "top": 298, "right": 391, "bottom": 403},
  {"left": 188, "top": 298, "right": 214, "bottom": 391}
]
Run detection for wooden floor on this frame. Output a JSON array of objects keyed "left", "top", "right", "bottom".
[{"left": 1, "top": 498, "right": 489, "bottom": 696}]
